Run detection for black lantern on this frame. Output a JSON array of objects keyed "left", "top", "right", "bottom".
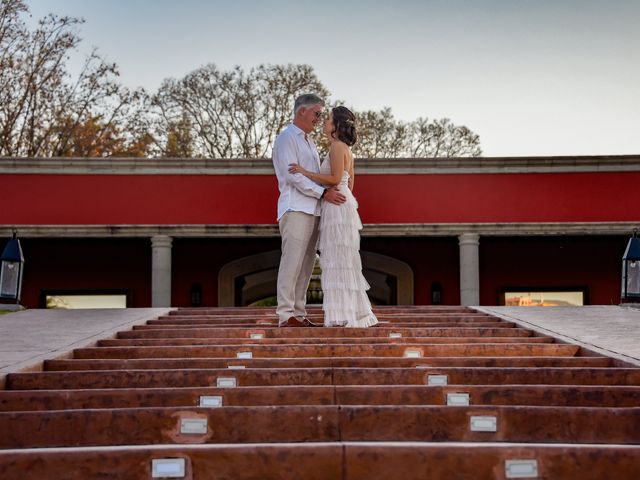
[
  {"left": 0, "top": 230, "right": 25, "bottom": 303},
  {"left": 621, "top": 231, "right": 640, "bottom": 302}
]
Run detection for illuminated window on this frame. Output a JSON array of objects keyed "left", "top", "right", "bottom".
[
  {"left": 43, "top": 292, "right": 128, "bottom": 309},
  {"left": 503, "top": 291, "right": 584, "bottom": 307}
]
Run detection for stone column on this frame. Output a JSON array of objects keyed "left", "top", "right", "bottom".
[
  {"left": 458, "top": 233, "right": 480, "bottom": 306},
  {"left": 151, "top": 235, "right": 172, "bottom": 307}
]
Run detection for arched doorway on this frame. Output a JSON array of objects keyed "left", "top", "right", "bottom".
[{"left": 218, "top": 250, "right": 413, "bottom": 307}]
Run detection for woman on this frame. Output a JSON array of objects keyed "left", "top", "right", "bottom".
[{"left": 288, "top": 106, "right": 378, "bottom": 328}]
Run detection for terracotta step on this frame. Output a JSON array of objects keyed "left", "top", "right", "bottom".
[
  {"left": 148, "top": 317, "right": 501, "bottom": 325},
  {"left": 118, "top": 327, "right": 535, "bottom": 339},
  {"left": 2, "top": 385, "right": 639, "bottom": 411},
  {"left": 70, "top": 343, "right": 578, "bottom": 359},
  {"left": 45, "top": 355, "right": 610, "bottom": 372},
  {"left": 7, "top": 367, "right": 640, "bottom": 390},
  {"left": 333, "top": 367, "right": 640, "bottom": 386},
  {"left": 0, "top": 405, "right": 638, "bottom": 448},
  {"left": 2, "top": 442, "right": 638, "bottom": 480},
  {"left": 170, "top": 307, "right": 477, "bottom": 315},
  {"left": 96, "top": 336, "right": 554, "bottom": 347},
  {"left": 132, "top": 321, "right": 520, "bottom": 330}
]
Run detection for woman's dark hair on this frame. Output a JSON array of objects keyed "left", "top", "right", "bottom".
[{"left": 331, "top": 106, "right": 358, "bottom": 146}]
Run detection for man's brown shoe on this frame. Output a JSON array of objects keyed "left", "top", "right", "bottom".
[
  {"left": 280, "top": 316, "right": 305, "bottom": 327},
  {"left": 302, "top": 318, "right": 321, "bottom": 327}
]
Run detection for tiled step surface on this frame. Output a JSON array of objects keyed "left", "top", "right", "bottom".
[{"left": 1, "top": 306, "right": 639, "bottom": 479}]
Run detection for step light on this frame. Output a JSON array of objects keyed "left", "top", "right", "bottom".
[
  {"left": 151, "top": 458, "right": 186, "bottom": 478},
  {"left": 389, "top": 332, "right": 402, "bottom": 338},
  {"left": 199, "top": 395, "right": 223, "bottom": 407},
  {"left": 227, "top": 365, "right": 246, "bottom": 369},
  {"left": 470, "top": 415, "right": 497, "bottom": 432},
  {"left": 249, "top": 333, "right": 264, "bottom": 339},
  {"left": 237, "top": 351, "right": 253, "bottom": 359},
  {"left": 180, "top": 418, "right": 208, "bottom": 435},
  {"left": 427, "top": 374, "right": 448, "bottom": 386},
  {"left": 216, "top": 377, "right": 237, "bottom": 388},
  {"left": 505, "top": 459, "right": 538, "bottom": 478},
  {"left": 403, "top": 349, "right": 422, "bottom": 358},
  {"left": 446, "top": 392, "right": 470, "bottom": 406}
]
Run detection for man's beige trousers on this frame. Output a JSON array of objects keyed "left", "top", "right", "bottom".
[{"left": 276, "top": 211, "right": 320, "bottom": 325}]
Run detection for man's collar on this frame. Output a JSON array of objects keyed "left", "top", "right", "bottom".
[{"left": 290, "top": 123, "right": 306, "bottom": 136}]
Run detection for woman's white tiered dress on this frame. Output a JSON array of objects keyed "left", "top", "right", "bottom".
[{"left": 318, "top": 155, "right": 378, "bottom": 328}]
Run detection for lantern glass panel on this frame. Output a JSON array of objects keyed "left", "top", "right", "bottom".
[
  {"left": 626, "top": 260, "right": 640, "bottom": 296},
  {"left": 0, "top": 261, "right": 20, "bottom": 297}
]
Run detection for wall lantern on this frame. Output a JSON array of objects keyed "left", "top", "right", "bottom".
[
  {"left": 621, "top": 230, "right": 640, "bottom": 302},
  {"left": 0, "top": 230, "right": 25, "bottom": 303}
]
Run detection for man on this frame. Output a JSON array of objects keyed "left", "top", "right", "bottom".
[{"left": 272, "top": 94, "right": 346, "bottom": 327}]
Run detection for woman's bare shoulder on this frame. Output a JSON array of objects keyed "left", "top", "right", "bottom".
[{"left": 330, "top": 140, "right": 350, "bottom": 154}]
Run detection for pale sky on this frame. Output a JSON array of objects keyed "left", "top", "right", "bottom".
[{"left": 25, "top": 0, "right": 640, "bottom": 157}]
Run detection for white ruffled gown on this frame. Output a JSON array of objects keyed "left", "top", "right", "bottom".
[{"left": 318, "top": 155, "right": 378, "bottom": 328}]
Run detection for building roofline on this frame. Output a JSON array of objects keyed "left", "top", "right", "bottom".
[
  {"left": 2, "top": 222, "right": 638, "bottom": 238},
  {"left": 1, "top": 155, "right": 640, "bottom": 175}
]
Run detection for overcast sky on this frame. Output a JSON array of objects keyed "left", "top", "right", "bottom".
[{"left": 26, "top": 0, "right": 640, "bottom": 157}]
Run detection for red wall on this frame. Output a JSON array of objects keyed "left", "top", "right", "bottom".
[
  {"left": 10, "top": 236, "right": 626, "bottom": 308},
  {"left": 3, "top": 171, "right": 640, "bottom": 225},
  {"left": 17, "top": 239, "right": 151, "bottom": 308},
  {"left": 479, "top": 236, "right": 627, "bottom": 305},
  {"left": 171, "top": 238, "right": 281, "bottom": 307},
  {"left": 362, "top": 237, "right": 461, "bottom": 305}
]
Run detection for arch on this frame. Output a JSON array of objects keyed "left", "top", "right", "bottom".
[{"left": 218, "top": 250, "right": 414, "bottom": 307}]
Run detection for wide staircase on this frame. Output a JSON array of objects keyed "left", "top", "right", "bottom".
[{"left": 0, "top": 306, "right": 639, "bottom": 479}]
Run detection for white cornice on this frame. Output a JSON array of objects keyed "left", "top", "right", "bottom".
[
  {"left": 1, "top": 222, "right": 638, "bottom": 238},
  {"left": 1, "top": 155, "right": 640, "bottom": 175}
]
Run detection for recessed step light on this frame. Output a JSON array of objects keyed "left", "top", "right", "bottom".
[
  {"left": 446, "top": 392, "right": 470, "bottom": 405},
  {"left": 199, "top": 396, "right": 223, "bottom": 407},
  {"left": 216, "top": 377, "right": 237, "bottom": 388},
  {"left": 427, "top": 374, "right": 448, "bottom": 386},
  {"left": 505, "top": 459, "right": 538, "bottom": 478},
  {"left": 470, "top": 415, "right": 497, "bottom": 432},
  {"left": 180, "top": 418, "right": 208, "bottom": 435},
  {"left": 151, "top": 458, "right": 186, "bottom": 478}
]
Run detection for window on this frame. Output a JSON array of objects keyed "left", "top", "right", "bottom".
[
  {"left": 501, "top": 289, "right": 586, "bottom": 306},
  {"left": 41, "top": 290, "right": 130, "bottom": 309}
]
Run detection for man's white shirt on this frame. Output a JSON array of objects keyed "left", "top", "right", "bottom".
[{"left": 273, "top": 123, "right": 325, "bottom": 221}]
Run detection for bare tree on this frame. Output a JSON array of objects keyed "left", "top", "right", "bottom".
[
  {"left": 351, "top": 108, "right": 482, "bottom": 158},
  {"left": 149, "top": 63, "right": 330, "bottom": 158},
  {"left": 0, "top": 0, "right": 148, "bottom": 157},
  {"left": 1, "top": 0, "right": 481, "bottom": 160}
]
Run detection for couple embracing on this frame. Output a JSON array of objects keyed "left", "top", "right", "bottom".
[{"left": 273, "top": 94, "right": 378, "bottom": 329}]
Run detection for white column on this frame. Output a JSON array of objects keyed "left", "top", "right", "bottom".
[
  {"left": 458, "top": 233, "right": 480, "bottom": 306},
  {"left": 151, "top": 235, "right": 172, "bottom": 307}
]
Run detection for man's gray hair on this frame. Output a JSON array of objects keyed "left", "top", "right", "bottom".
[{"left": 294, "top": 94, "right": 325, "bottom": 115}]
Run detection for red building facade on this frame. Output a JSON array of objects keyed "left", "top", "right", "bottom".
[{"left": 1, "top": 156, "right": 639, "bottom": 308}]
